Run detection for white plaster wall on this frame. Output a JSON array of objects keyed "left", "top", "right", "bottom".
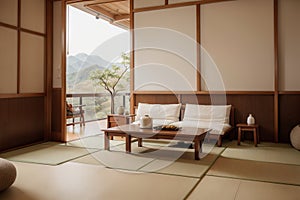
[
  {"left": 0, "top": 0, "right": 18, "bottom": 26},
  {"left": 134, "top": 6, "right": 197, "bottom": 91},
  {"left": 53, "top": 1, "right": 62, "bottom": 88},
  {"left": 20, "top": 32, "right": 45, "bottom": 93},
  {"left": 134, "top": 0, "right": 165, "bottom": 9},
  {"left": 278, "top": 0, "right": 300, "bottom": 91},
  {"left": 0, "top": 27, "right": 18, "bottom": 93},
  {"left": 21, "top": 0, "right": 45, "bottom": 33},
  {"left": 201, "top": 0, "right": 274, "bottom": 91}
]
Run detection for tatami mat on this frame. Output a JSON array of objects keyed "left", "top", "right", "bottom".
[
  {"left": 2, "top": 138, "right": 300, "bottom": 199},
  {"left": 0, "top": 143, "right": 98, "bottom": 165},
  {"left": 188, "top": 176, "right": 300, "bottom": 200},
  {"left": 71, "top": 154, "right": 105, "bottom": 166},
  {"left": 71, "top": 141, "right": 224, "bottom": 177},
  {"left": 235, "top": 179, "right": 300, "bottom": 200},
  {"left": 187, "top": 176, "right": 240, "bottom": 200},
  {"left": 88, "top": 149, "right": 156, "bottom": 171},
  {"left": 221, "top": 141, "right": 300, "bottom": 165},
  {"left": 208, "top": 157, "right": 300, "bottom": 186},
  {"left": 0, "top": 162, "right": 198, "bottom": 200},
  {"left": 67, "top": 134, "right": 125, "bottom": 149},
  {"left": 140, "top": 147, "right": 224, "bottom": 177}
]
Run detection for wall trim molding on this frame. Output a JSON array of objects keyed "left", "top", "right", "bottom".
[
  {"left": 0, "top": 93, "right": 45, "bottom": 99},
  {"left": 133, "top": 91, "right": 276, "bottom": 95}
]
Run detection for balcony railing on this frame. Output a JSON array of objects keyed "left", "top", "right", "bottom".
[{"left": 66, "top": 92, "right": 130, "bottom": 122}]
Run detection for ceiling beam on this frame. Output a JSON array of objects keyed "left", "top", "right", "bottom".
[
  {"left": 86, "top": 0, "right": 128, "bottom": 7},
  {"left": 86, "top": 4, "right": 115, "bottom": 19},
  {"left": 86, "top": 4, "right": 129, "bottom": 21},
  {"left": 113, "top": 14, "right": 130, "bottom": 22}
]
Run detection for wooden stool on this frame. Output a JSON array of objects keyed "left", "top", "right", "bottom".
[{"left": 237, "top": 123, "right": 260, "bottom": 147}]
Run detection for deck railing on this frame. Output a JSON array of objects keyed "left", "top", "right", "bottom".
[{"left": 66, "top": 92, "right": 130, "bottom": 122}]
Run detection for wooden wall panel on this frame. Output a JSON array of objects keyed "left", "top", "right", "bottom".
[
  {"left": 134, "top": 94, "right": 180, "bottom": 106},
  {"left": 279, "top": 94, "right": 300, "bottom": 143},
  {"left": 0, "top": 97, "right": 44, "bottom": 152},
  {"left": 51, "top": 88, "right": 63, "bottom": 141}
]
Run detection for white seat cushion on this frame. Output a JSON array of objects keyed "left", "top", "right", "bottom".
[
  {"left": 171, "top": 104, "right": 232, "bottom": 135},
  {"left": 171, "top": 121, "right": 232, "bottom": 135},
  {"left": 135, "top": 103, "right": 181, "bottom": 123},
  {"left": 183, "top": 104, "right": 231, "bottom": 124}
]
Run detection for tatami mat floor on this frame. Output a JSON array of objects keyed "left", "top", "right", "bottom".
[{"left": 1, "top": 136, "right": 300, "bottom": 200}]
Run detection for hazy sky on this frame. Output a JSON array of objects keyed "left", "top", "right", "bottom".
[{"left": 68, "top": 6, "right": 127, "bottom": 56}]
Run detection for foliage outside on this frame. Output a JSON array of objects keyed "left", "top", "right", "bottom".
[{"left": 89, "top": 53, "right": 130, "bottom": 114}]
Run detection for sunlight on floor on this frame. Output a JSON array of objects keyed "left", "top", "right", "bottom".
[{"left": 66, "top": 120, "right": 107, "bottom": 141}]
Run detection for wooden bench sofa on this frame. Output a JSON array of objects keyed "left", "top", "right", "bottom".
[{"left": 134, "top": 103, "right": 235, "bottom": 147}]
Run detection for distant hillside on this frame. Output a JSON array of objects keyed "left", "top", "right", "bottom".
[
  {"left": 67, "top": 53, "right": 110, "bottom": 74},
  {"left": 66, "top": 53, "right": 127, "bottom": 93}
]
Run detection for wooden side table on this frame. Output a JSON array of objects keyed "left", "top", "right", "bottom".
[
  {"left": 237, "top": 123, "right": 260, "bottom": 147},
  {"left": 107, "top": 114, "right": 135, "bottom": 128},
  {"left": 107, "top": 114, "right": 135, "bottom": 140}
]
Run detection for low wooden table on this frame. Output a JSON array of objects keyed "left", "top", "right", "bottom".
[{"left": 102, "top": 124, "right": 210, "bottom": 160}]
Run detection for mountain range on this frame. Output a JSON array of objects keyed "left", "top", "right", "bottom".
[
  {"left": 67, "top": 53, "right": 109, "bottom": 74},
  {"left": 67, "top": 53, "right": 110, "bottom": 88},
  {"left": 66, "top": 53, "right": 127, "bottom": 93}
]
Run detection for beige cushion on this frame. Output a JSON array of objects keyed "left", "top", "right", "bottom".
[
  {"left": 0, "top": 158, "right": 16, "bottom": 191},
  {"left": 183, "top": 104, "right": 231, "bottom": 124},
  {"left": 171, "top": 121, "right": 231, "bottom": 135},
  {"left": 290, "top": 125, "right": 300, "bottom": 150},
  {"left": 136, "top": 103, "right": 181, "bottom": 122}
]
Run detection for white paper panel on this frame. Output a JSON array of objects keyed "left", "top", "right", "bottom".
[
  {"left": 134, "top": 6, "right": 197, "bottom": 91},
  {"left": 0, "top": 0, "right": 18, "bottom": 26},
  {"left": 134, "top": 0, "right": 165, "bottom": 9},
  {"left": 135, "top": 50, "right": 196, "bottom": 91},
  {"left": 21, "top": 0, "right": 45, "bottom": 33},
  {"left": 53, "top": 1, "right": 62, "bottom": 88},
  {"left": 20, "top": 32, "right": 45, "bottom": 93},
  {"left": 201, "top": 0, "right": 274, "bottom": 91},
  {"left": 278, "top": 0, "right": 300, "bottom": 91},
  {"left": 0, "top": 27, "right": 18, "bottom": 93}
]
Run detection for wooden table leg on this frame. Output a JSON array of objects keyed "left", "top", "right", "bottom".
[
  {"left": 253, "top": 128, "right": 258, "bottom": 147},
  {"left": 257, "top": 127, "right": 260, "bottom": 144},
  {"left": 194, "top": 140, "right": 200, "bottom": 160},
  {"left": 126, "top": 134, "right": 132, "bottom": 153},
  {"left": 200, "top": 140, "right": 203, "bottom": 153},
  {"left": 138, "top": 138, "right": 142, "bottom": 147},
  {"left": 237, "top": 127, "right": 241, "bottom": 145},
  {"left": 104, "top": 132, "right": 110, "bottom": 150}
]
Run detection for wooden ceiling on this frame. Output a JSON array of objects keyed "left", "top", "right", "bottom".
[{"left": 71, "top": 0, "right": 130, "bottom": 29}]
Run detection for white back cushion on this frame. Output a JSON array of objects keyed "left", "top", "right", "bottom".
[
  {"left": 136, "top": 103, "right": 181, "bottom": 122},
  {"left": 183, "top": 104, "right": 231, "bottom": 124}
]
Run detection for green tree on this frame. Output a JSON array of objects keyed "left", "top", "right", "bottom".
[{"left": 89, "top": 53, "right": 130, "bottom": 114}]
